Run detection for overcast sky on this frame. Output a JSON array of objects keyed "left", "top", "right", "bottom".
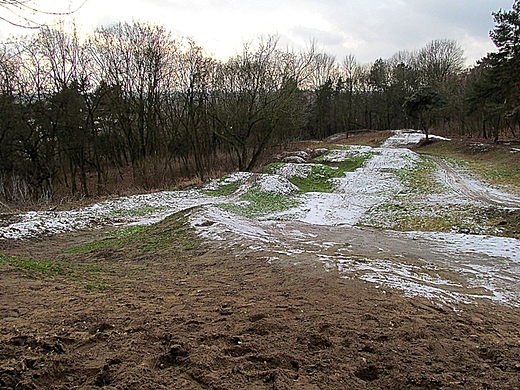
[{"left": 0, "top": 0, "right": 514, "bottom": 66}]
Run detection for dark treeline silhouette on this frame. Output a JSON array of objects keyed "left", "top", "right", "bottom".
[{"left": 1, "top": 1, "right": 519, "bottom": 203}]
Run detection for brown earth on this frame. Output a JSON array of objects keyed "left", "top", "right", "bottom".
[{"left": 1, "top": 213, "right": 520, "bottom": 390}]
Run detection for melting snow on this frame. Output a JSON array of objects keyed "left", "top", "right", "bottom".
[
  {"left": 0, "top": 190, "right": 214, "bottom": 239},
  {"left": 272, "top": 146, "right": 421, "bottom": 226},
  {"left": 318, "top": 145, "right": 374, "bottom": 162},
  {"left": 381, "top": 129, "right": 451, "bottom": 147},
  {"left": 256, "top": 174, "right": 300, "bottom": 195},
  {"left": 1, "top": 129, "right": 520, "bottom": 307}
]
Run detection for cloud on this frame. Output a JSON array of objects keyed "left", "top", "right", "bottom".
[
  {"left": 0, "top": 0, "right": 513, "bottom": 65},
  {"left": 308, "top": 0, "right": 512, "bottom": 63},
  {"left": 291, "top": 26, "right": 344, "bottom": 46}
]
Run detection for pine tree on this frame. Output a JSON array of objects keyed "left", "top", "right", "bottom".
[{"left": 487, "top": 0, "right": 520, "bottom": 124}]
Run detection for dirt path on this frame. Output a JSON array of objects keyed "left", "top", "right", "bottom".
[
  {"left": 192, "top": 206, "right": 520, "bottom": 306},
  {"left": 1, "top": 219, "right": 520, "bottom": 389},
  {"left": 426, "top": 155, "right": 520, "bottom": 209}
]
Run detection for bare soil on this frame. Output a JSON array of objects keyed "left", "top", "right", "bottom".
[{"left": 1, "top": 214, "right": 520, "bottom": 390}]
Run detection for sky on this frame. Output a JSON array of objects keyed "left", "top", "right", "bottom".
[{"left": 0, "top": 0, "right": 515, "bottom": 66}]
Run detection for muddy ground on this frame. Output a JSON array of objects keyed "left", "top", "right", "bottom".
[{"left": 1, "top": 213, "right": 520, "bottom": 390}]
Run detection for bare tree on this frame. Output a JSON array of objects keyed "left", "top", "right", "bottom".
[
  {"left": 174, "top": 39, "right": 216, "bottom": 180},
  {"left": 339, "top": 54, "right": 363, "bottom": 132},
  {"left": 0, "top": 0, "right": 87, "bottom": 28},
  {"left": 0, "top": 41, "right": 20, "bottom": 200},
  {"left": 36, "top": 26, "right": 93, "bottom": 195},
  {"left": 415, "top": 39, "right": 465, "bottom": 87},
  {"left": 90, "top": 21, "right": 179, "bottom": 185},
  {"left": 211, "top": 36, "right": 308, "bottom": 171}
]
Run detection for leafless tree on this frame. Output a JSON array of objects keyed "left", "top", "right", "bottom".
[
  {"left": 89, "top": 21, "right": 180, "bottom": 186},
  {"left": 415, "top": 39, "right": 465, "bottom": 87},
  {"left": 173, "top": 39, "right": 216, "bottom": 180},
  {"left": 211, "top": 36, "right": 309, "bottom": 171},
  {"left": 0, "top": 0, "right": 87, "bottom": 28}
]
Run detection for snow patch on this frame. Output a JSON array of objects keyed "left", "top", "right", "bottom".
[
  {"left": 271, "top": 163, "right": 314, "bottom": 179},
  {"left": 319, "top": 145, "right": 374, "bottom": 162},
  {"left": 382, "top": 129, "right": 451, "bottom": 148},
  {"left": 203, "top": 172, "right": 252, "bottom": 191},
  {"left": 256, "top": 174, "right": 300, "bottom": 195},
  {"left": 1, "top": 129, "right": 520, "bottom": 308},
  {"left": 409, "top": 231, "right": 520, "bottom": 263}
]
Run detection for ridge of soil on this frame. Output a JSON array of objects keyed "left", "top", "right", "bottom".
[{"left": 1, "top": 215, "right": 520, "bottom": 389}]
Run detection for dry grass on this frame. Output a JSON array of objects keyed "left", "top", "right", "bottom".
[
  {"left": 0, "top": 151, "right": 239, "bottom": 212},
  {"left": 332, "top": 130, "right": 394, "bottom": 147}
]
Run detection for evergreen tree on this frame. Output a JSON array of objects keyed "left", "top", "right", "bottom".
[{"left": 486, "top": 0, "right": 520, "bottom": 128}]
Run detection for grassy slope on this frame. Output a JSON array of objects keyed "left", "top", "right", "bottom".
[{"left": 0, "top": 213, "right": 197, "bottom": 291}]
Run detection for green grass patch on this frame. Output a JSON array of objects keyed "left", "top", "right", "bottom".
[
  {"left": 334, "top": 155, "right": 371, "bottom": 173},
  {"left": 65, "top": 225, "right": 148, "bottom": 254},
  {"left": 468, "top": 157, "right": 520, "bottom": 194},
  {"left": 262, "top": 162, "right": 286, "bottom": 175},
  {"left": 292, "top": 156, "right": 369, "bottom": 193},
  {"left": 389, "top": 157, "right": 445, "bottom": 195},
  {"left": 0, "top": 253, "right": 102, "bottom": 276},
  {"left": 0, "top": 253, "right": 70, "bottom": 275},
  {"left": 202, "top": 175, "right": 245, "bottom": 196},
  {"left": 64, "top": 212, "right": 196, "bottom": 256},
  {"left": 65, "top": 238, "right": 118, "bottom": 254},
  {"left": 112, "top": 225, "right": 148, "bottom": 238},
  {"left": 264, "top": 154, "right": 370, "bottom": 194},
  {"left": 288, "top": 165, "right": 338, "bottom": 193},
  {"left": 360, "top": 202, "right": 502, "bottom": 236},
  {"left": 218, "top": 187, "right": 299, "bottom": 218},
  {"left": 139, "top": 213, "right": 196, "bottom": 252}
]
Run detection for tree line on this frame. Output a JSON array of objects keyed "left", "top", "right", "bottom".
[{"left": 0, "top": 1, "right": 519, "bottom": 203}]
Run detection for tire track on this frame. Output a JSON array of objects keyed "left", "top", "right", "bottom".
[{"left": 426, "top": 155, "right": 520, "bottom": 209}]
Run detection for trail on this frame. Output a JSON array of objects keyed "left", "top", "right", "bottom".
[
  {"left": 427, "top": 155, "right": 520, "bottom": 209},
  {"left": 1, "top": 130, "right": 520, "bottom": 307},
  {"left": 191, "top": 205, "right": 520, "bottom": 307}
]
